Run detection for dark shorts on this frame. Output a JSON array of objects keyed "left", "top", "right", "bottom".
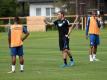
[
  {"left": 59, "top": 37, "right": 70, "bottom": 51},
  {"left": 10, "top": 46, "right": 23, "bottom": 56},
  {"left": 89, "top": 34, "right": 100, "bottom": 46}
]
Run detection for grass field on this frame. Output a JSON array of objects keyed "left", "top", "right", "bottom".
[{"left": 0, "top": 30, "right": 107, "bottom": 80}]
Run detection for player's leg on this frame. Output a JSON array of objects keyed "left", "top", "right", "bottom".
[
  {"left": 62, "top": 49, "right": 68, "bottom": 66},
  {"left": 11, "top": 56, "right": 16, "bottom": 72},
  {"left": 93, "top": 35, "right": 100, "bottom": 61},
  {"left": 93, "top": 46, "right": 99, "bottom": 61},
  {"left": 64, "top": 36, "right": 74, "bottom": 65},
  {"left": 67, "top": 50, "right": 74, "bottom": 61},
  {"left": 18, "top": 46, "right": 24, "bottom": 72},
  {"left": 8, "top": 47, "right": 17, "bottom": 73},
  {"left": 19, "top": 56, "right": 24, "bottom": 72},
  {"left": 89, "top": 34, "right": 95, "bottom": 61},
  {"left": 59, "top": 38, "right": 68, "bottom": 67},
  {"left": 89, "top": 46, "right": 94, "bottom": 61},
  {"left": 67, "top": 50, "right": 74, "bottom": 66},
  {"left": 93, "top": 46, "right": 97, "bottom": 60},
  {"left": 62, "top": 49, "right": 74, "bottom": 66}
]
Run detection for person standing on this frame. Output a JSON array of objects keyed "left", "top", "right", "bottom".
[
  {"left": 45, "top": 11, "right": 74, "bottom": 67},
  {"left": 8, "top": 17, "right": 29, "bottom": 73},
  {"left": 86, "top": 11, "right": 101, "bottom": 62}
]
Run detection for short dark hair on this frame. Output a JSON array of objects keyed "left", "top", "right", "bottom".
[
  {"left": 14, "top": 17, "right": 21, "bottom": 24},
  {"left": 58, "top": 11, "right": 65, "bottom": 16}
]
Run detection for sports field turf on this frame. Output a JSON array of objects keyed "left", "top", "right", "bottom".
[{"left": 0, "top": 30, "right": 107, "bottom": 80}]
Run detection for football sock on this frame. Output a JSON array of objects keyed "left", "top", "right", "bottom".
[
  {"left": 70, "top": 56, "right": 73, "bottom": 61},
  {"left": 64, "top": 59, "right": 67, "bottom": 65},
  {"left": 89, "top": 55, "right": 93, "bottom": 61},
  {"left": 93, "top": 54, "right": 96, "bottom": 59},
  {"left": 12, "top": 65, "right": 15, "bottom": 71},
  {"left": 20, "top": 65, "right": 24, "bottom": 71}
]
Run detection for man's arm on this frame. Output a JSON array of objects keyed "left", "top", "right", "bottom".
[
  {"left": 86, "top": 17, "right": 90, "bottom": 39},
  {"left": 96, "top": 19, "right": 101, "bottom": 28},
  {"left": 44, "top": 19, "right": 54, "bottom": 26},
  {"left": 22, "top": 26, "right": 30, "bottom": 41},
  {"left": 22, "top": 33, "right": 29, "bottom": 41},
  {"left": 65, "top": 16, "right": 79, "bottom": 37},
  {"left": 65, "top": 25, "right": 73, "bottom": 38},
  {"left": 8, "top": 28, "right": 11, "bottom": 47}
]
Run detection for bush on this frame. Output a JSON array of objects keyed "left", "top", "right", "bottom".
[{"left": 0, "top": 27, "right": 6, "bottom": 32}]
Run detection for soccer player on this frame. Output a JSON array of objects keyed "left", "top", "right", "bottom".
[
  {"left": 8, "top": 17, "right": 29, "bottom": 73},
  {"left": 86, "top": 11, "right": 101, "bottom": 62},
  {"left": 45, "top": 11, "right": 74, "bottom": 67}
]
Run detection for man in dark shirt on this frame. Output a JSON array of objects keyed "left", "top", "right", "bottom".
[{"left": 45, "top": 11, "right": 74, "bottom": 67}]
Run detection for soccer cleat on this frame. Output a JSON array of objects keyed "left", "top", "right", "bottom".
[
  {"left": 61, "top": 64, "right": 69, "bottom": 68},
  {"left": 20, "top": 70, "right": 24, "bottom": 72},
  {"left": 69, "top": 61, "right": 74, "bottom": 66},
  {"left": 89, "top": 55, "right": 94, "bottom": 62},
  {"left": 7, "top": 71, "right": 15, "bottom": 73},
  {"left": 90, "top": 58, "right": 94, "bottom": 62},
  {"left": 93, "top": 58, "right": 100, "bottom": 61}
]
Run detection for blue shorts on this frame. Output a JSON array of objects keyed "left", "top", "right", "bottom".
[
  {"left": 89, "top": 34, "right": 100, "bottom": 46},
  {"left": 10, "top": 46, "right": 23, "bottom": 56}
]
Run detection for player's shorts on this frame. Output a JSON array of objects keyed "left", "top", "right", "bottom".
[
  {"left": 59, "top": 36, "right": 70, "bottom": 51},
  {"left": 10, "top": 46, "right": 23, "bottom": 56},
  {"left": 89, "top": 34, "right": 100, "bottom": 46}
]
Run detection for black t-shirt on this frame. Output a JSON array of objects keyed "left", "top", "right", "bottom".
[{"left": 54, "top": 19, "right": 70, "bottom": 38}]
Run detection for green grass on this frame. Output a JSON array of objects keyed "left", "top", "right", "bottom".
[{"left": 0, "top": 30, "right": 107, "bottom": 80}]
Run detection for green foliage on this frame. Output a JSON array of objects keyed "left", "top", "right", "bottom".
[
  {"left": 0, "top": 21, "right": 6, "bottom": 32},
  {"left": 0, "top": 27, "right": 6, "bottom": 32},
  {"left": 0, "top": 0, "right": 29, "bottom": 17},
  {"left": 54, "top": 0, "right": 75, "bottom": 15},
  {"left": 0, "top": 0, "right": 17, "bottom": 17}
]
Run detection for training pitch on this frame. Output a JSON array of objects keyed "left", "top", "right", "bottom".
[{"left": 0, "top": 30, "right": 107, "bottom": 80}]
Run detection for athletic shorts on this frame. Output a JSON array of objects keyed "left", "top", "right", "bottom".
[
  {"left": 59, "top": 36, "right": 70, "bottom": 51},
  {"left": 10, "top": 46, "right": 23, "bottom": 56},
  {"left": 89, "top": 34, "right": 100, "bottom": 46}
]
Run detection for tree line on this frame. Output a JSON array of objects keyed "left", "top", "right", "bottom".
[{"left": 0, "top": 0, "right": 29, "bottom": 17}]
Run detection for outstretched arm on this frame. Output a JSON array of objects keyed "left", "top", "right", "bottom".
[{"left": 44, "top": 19, "right": 54, "bottom": 26}]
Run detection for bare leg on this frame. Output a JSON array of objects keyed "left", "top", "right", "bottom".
[
  {"left": 89, "top": 46, "right": 93, "bottom": 55},
  {"left": 93, "top": 46, "right": 98, "bottom": 60},
  {"left": 8, "top": 56, "right": 16, "bottom": 73},
  {"left": 63, "top": 49, "right": 74, "bottom": 66},
  {"left": 19, "top": 56, "right": 24, "bottom": 71},
  {"left": 66, "top": 50, "right": 74, "bottom": 61},
  {"left": 93, "top": 46, "right": 97, "bottom": 54},
  {"left": 19, "top": 56, "right": 24, "bottom": 65},
  {"left": 12, "top": 56, "right": 16, "bottom": 65},
  {"left": 62, "top": 49, "right": 68, "bottom": 65},
  {"left": 89, "top": 46, "right": 94, "bottom": 61}
]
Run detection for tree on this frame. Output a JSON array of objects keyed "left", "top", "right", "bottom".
[
  {"left": 0, "top": 0, "right": 23, "bottom": 17},
  {"left": 54, "top": 0, "right": 76, "bottom": 15}
]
